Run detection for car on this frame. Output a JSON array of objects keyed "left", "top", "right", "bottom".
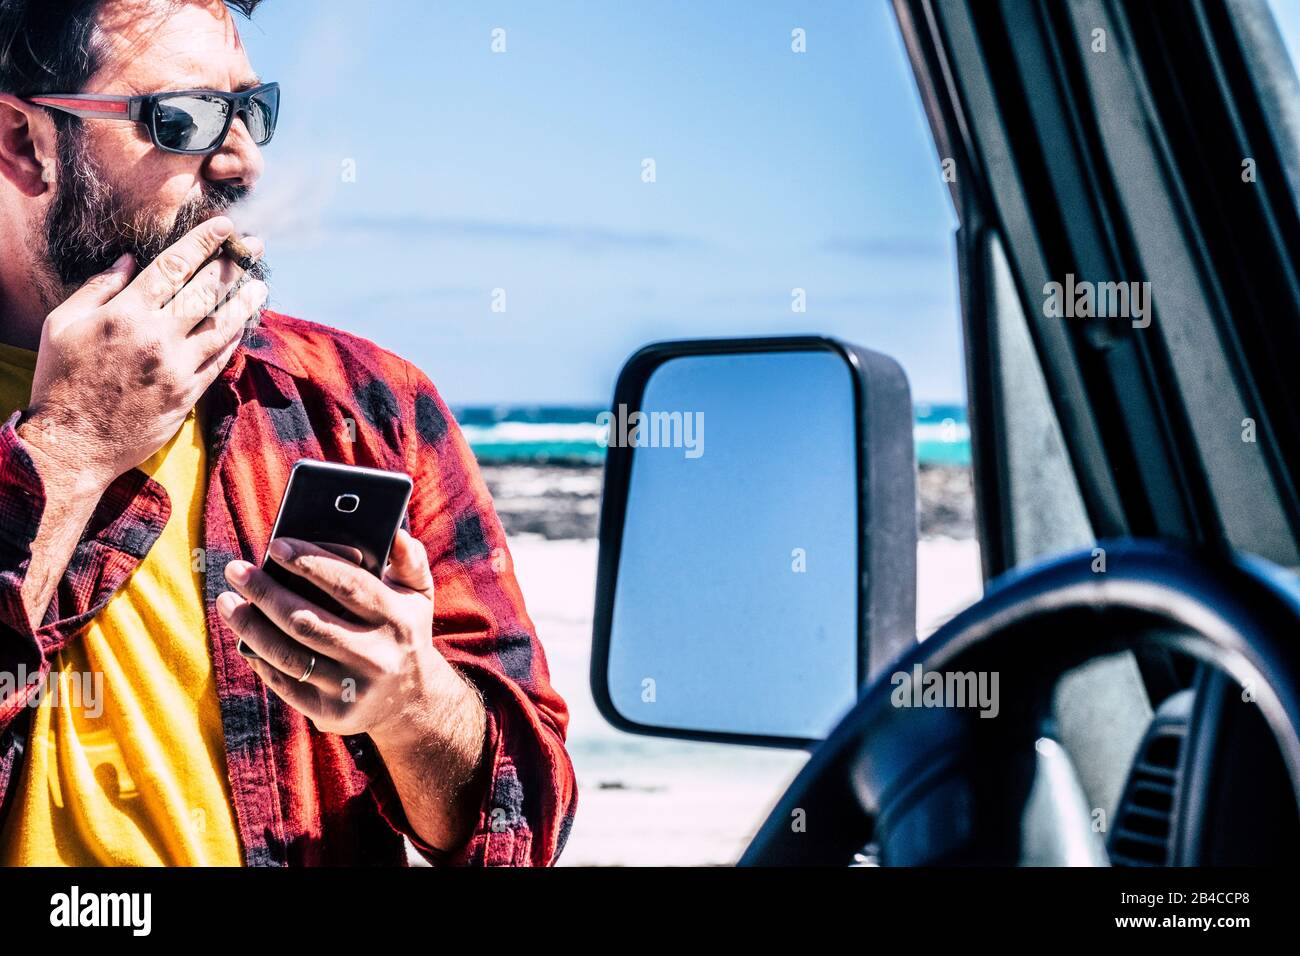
[{"left": 588, "top": 0, "right": 1300, "bottom": 867}]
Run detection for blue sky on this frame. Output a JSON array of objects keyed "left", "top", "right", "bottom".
[
  {"left": 237, "top": 1, "right": 961, "bottom": 405},
  {"left": 1272, "top": 1, "right": 1300, "bottom": 69}
]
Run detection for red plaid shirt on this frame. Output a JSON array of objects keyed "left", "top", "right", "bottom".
[{"left": 0, "top": 310, "right": 576, "bottom": 866}]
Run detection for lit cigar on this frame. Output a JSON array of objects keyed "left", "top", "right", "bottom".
[{"left": 220, "top": 235, "right": 259, "bottom": 270}]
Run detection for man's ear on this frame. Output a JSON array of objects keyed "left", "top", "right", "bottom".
[{"left": 0, "top": 93, "right": 57, "bottom": 198}]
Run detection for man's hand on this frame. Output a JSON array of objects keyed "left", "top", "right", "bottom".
[
  {"left": 11, "top": 216, "right": 266, "bottom": 628},
  {"left": 20, "top": 215, "right": 266, "bottom": 488},
  {"left": 216, "top": 529, "right": 489, "bottom": 852}
]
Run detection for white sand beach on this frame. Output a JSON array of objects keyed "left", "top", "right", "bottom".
[{"left": 507, "top": 533, "right": 983, "bottom": 867}]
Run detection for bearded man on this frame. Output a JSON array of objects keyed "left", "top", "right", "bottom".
[{"left": 0, "top": 0, "right": 575, "bottom": 866}]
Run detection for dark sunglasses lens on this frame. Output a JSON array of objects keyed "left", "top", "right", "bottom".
[
  {"left": 245, "top": 86, "right": 278, "bottom": 144},
  {"left": 154, "top": 94, "right": 230, "bottom": 151}
]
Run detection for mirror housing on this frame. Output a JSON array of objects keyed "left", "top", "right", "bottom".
[{"left": 591, "top": 336, "right": 917, "bottom": 747}]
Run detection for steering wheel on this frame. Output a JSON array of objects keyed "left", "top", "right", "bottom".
[{"left": 739, "top": 539, "right": 1300, "bottom": 866}]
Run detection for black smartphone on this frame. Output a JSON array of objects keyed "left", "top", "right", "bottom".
[{"left": 237, "top": 460, "right": 414, "bottom": 657}]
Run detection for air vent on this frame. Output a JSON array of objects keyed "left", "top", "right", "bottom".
[{"left": 1109, "top": 691, "right": 1191, "bottom": 866}]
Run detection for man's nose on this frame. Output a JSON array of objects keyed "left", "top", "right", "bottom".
[{"left": 202, "top": 115, "right": 264, "bottom": 188}]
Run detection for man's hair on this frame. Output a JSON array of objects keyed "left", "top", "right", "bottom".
[{"left": 0, "top": 0, "right": 263, "bottom": 97}]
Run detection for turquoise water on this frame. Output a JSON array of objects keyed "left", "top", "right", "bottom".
[{"left": 456, "top": 403, "right": 970, "bottom": 467}]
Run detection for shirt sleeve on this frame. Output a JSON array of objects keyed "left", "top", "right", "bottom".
[
  {"left": 0, "top": 410, "right": 170, "bottom": 732},
  {"left": 360, "top": 363, "right": 577, "bottom": 866},
  {"left": 0, "top": 413, "right": 46, "bottom": 638}
]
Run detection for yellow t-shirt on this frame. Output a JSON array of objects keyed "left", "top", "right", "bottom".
[{"left": 0, "top": 342, "right": 242, "bottom": 865}]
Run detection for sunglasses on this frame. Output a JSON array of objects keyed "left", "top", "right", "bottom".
[{"left": 27, "top": 82, "right": 280, "bottom": 156}]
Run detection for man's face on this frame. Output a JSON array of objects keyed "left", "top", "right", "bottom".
[{"left": 39, "top": 0, "right": 268, "bottom": 304}]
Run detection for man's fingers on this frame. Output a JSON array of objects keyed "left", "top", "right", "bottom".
[
  {"left": 59, "top": 252, "right": 137, "bottom": 312},
  {"left": 193, "top": 322, "right": 244, "bottom": 388},
  {"left": 172, "top": 235, "right": 265, "bottom": 331},
  {"left": 222, "top": 561, "right": 370, "bottom": 667},
  {"left": 188, "top": 278, "right": 267, "bottom": 368},
  {"left": 125, "top": 216, "right": 234, "bottom": 308},
  {"left": 383, "top": 529, "right": 434, "bottom": 601},
  {"left": 266, "top": 538, "right": 395, "bottom": 625},
  {"left": 316, "top": 543, "right": 364, "bottom": 565},
  {"left": 216, "top": 591, "right": 343, "bottom": 692},
  {"left": 246, "top": 655, "right": 327, "bottom": 721},
  {"left": 168, "top": 255, "right": 244, "bottom": 330}
]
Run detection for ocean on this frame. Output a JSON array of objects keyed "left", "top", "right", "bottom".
[{"left": 455, "top": 402, "right": 971, "bottom": 467}]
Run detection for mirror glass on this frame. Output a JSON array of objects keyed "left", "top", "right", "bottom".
[{"left": 606, "top": 349, "right": 860, "bottom": 740}]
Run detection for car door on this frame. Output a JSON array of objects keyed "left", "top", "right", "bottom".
[
  {"left": 897, "top": 0, "right": 1300, "bottom": 570},
  {"left": 892, "top": 0, "right": 1300, "bottom": 834}
]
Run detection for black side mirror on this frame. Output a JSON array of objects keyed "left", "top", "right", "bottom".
[{"left": 591, "top": 336, "right": 917, "bottom": 748}]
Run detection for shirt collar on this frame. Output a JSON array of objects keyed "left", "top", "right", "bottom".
[{"left": 222, "top": 310, "right": 307, "bottom": 382}]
